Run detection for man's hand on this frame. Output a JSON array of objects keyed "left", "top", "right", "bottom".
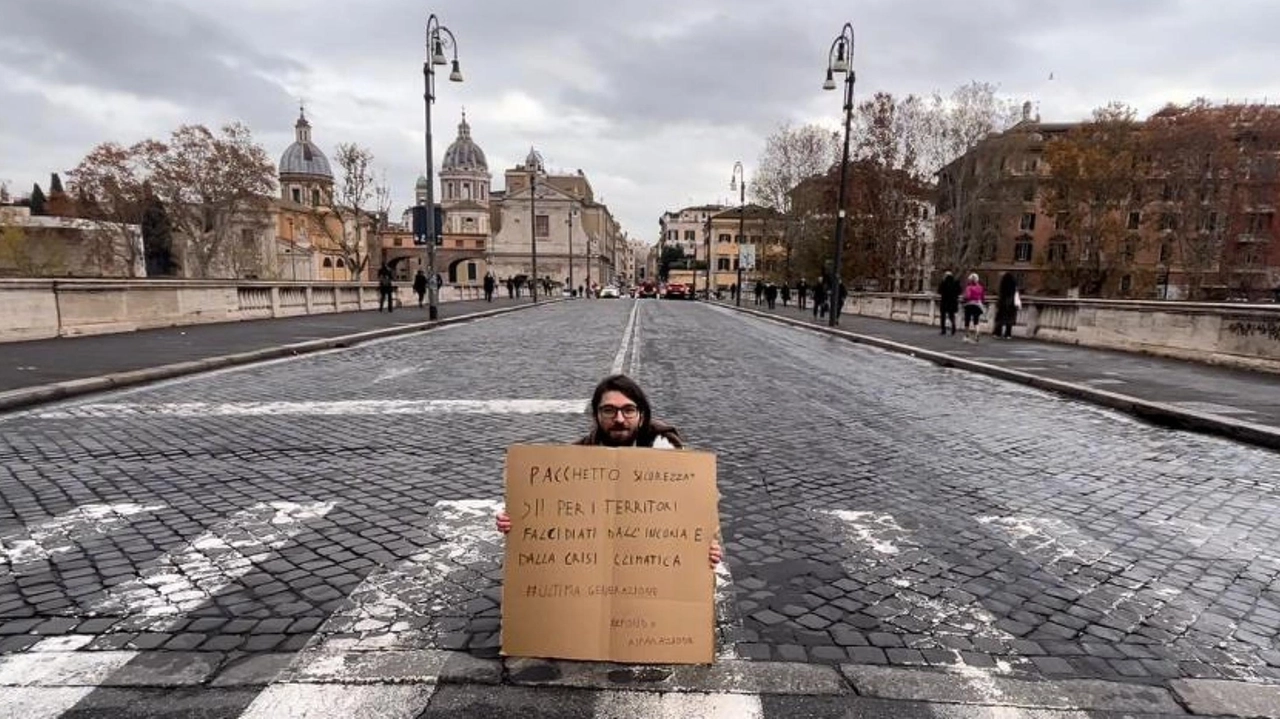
[
  {"left": 709, "top": 540, "right": 723, "bottom": 567},
  {"left": 496, "top": 511, "right": 511, "bottom": 534}
]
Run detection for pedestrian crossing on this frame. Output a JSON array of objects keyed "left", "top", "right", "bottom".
[{"left": 0, "top": 496, "right": 1269, "bottom": 717}]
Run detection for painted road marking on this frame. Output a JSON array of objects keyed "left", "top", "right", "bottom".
[
  {"left": 611, "top": 301, "right": 640, "bottom": 375},
  {"left": 35, "top": 399, "right": 586, "bottom": 419},
  {"left": 236, "top": 684, "right": 436, "bottom": 719},
  {"left": 0, "top": 503, "right": 165, "bottom": 567},
  {"left": 593, "top": 690, "right": 764, "bottom": 719},
  {"left": 301, "top": 499, "right": 503, "bottom": 651},
  {"left": 87, "top": 501, "right": 334, "bottom": 632}
]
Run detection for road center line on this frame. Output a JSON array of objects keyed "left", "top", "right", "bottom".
[{"left": 611, "top": 301, "right": 641, "bottom": 375}]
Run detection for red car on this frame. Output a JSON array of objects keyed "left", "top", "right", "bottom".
[
  {"left": 663, "top": 282, "right": 691, "bottom": 300},
  {"left": 638, "top": 281, "right": 658, "bottom": 298}
]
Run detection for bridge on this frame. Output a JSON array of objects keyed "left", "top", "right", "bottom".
[{"left": 0, "top": 295, "right": 1278, "bottom": 718}]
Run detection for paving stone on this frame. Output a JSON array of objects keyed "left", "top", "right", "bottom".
[{"left": 846, "top": 647, "right": 887, "bottom": 664}]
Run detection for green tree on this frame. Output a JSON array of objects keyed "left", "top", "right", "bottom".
[
  {"left": 49, "top": 173, "right": 64, "bottom": 195},
  {"left": 29, "top": 183, "right": 46, "bottom": 215},
  {"left": 658, "top": 245, "right": 685, "bottom": 281}
]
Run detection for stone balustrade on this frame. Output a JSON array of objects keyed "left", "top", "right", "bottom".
[
  {"left": 846, "top": 293, "right": 1280, "bottom": 373},
  {"left": 0, "top": 279, "right": 490, "bottom": 343}
]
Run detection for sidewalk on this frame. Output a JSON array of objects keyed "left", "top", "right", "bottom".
[
  {"left": 0, "top": 297, "right": 540, "bottom": 410},
  {"left": 717, "top": 297, "right": 1280, "bottom": 450}
]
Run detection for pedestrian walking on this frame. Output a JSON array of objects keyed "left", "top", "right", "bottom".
[
  {"left": 483, "top": 273, "right": 496, "bottom": 303},
  {"left": 797, "top": 279, "right": 808, "bottom": 311},
  {"left": 812, "top": 282, "right": 827, "bottom": 319},
  {"left": 962, "top": 273, "right": 986, "bottom": 343},
  {"left": 764, "top": 283, "right": 778, "bottom": 310},
  {"left": 937, "top": 270, "right": 961, "bottom": 335},
  {"left": 413, "top": 269, "right": 428, "bottom": 308},
  {"left": 780, "top": 284, "right": 791, "bottom": 308},
  {"left": 377, "top": 263, "right": 395, "bottom": 313},
  {"left": 994, "top": 272, "right": 1019, "bottom": 339}
]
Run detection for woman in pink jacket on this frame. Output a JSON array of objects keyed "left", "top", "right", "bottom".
[{"left": 962, "top": 273, "right": 986, "bottom": 343}]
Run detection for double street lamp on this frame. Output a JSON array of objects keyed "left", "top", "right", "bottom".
[
  {"left": 423, "top": 13, "right": 464, "bottom": 321},
  {"left": 730, "top": 161, "right": 746, "bottom": 307},
  {"left": 822, "top": 22, "right": 855, "bottom": 327}
]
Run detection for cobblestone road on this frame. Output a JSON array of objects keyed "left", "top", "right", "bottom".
[{"left": 1, "top": 299, "right": 1278, "bottom": 717}]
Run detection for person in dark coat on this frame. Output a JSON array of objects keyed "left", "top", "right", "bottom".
[
  {"left": 994, "top": 272, "right": 1019, "bottom": 338},
  {"left": 377, "top": 263, "right": 395, "bottom": 312},
  {"left": 413, "top": 269, "right": 428, "bottom": 308},
  {"left": 764, "top": 283, "right": 778, "bottom": 309},
  {"left": 796, "top": 279, "right": 808, "bottom": 311},
  {"left": 483, "top": 273, "right": 496, "bottom": 302},
  {"left": 780, "top": 284, "right": 791, "bottom": 308},
  {"left": 937, "top": 271, "right": 961, "bottom": 335},
  {"left": 812, "top": 281, "right": 828, "bottom": 319}
]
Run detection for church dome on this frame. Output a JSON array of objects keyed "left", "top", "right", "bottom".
[
  {"left": 442, "top": 114, "right": 487, "bottom": 172},
  {"left": 279, "top": 110, "right": 332, "bottom": 179}
]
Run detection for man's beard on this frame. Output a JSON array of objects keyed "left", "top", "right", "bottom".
[{"left": 599, "top": 423, "right": 640, "bottom": 446}]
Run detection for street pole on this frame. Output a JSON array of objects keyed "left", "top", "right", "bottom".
[
  {"left": 424, "top": 14, "right": 463, "bottom": 321},
  {"left": 823, "top": 23, "right": 855, "bottom": 327},
  {"left": 731, "top": 162, "right": 745, "bottom": 307},
  {"left": 529, "top": 150, "right": 541, "bottom": 302},
  {"left": 704, "top": 216, "right": 712, "bottom": 300},
  {"left": 567, "top": 209, "right": 574, "bottom": 297}
]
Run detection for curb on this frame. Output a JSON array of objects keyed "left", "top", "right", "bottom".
[
  {"left": 0, "top": 301, "right": 555, "bottom": 414},
  {"left": 718, "top": 302, "right": 1280, "bottom": 453}
]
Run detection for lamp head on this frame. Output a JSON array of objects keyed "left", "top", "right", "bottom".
[
  {"left": 449, "top": 60, "right": 463, "bottom": 82},
  {"left": 823, "top": 68, "right": 837, "bottom": 91}
]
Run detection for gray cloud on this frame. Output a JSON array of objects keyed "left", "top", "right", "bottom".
[{"left": 3, "top": 0, "right": 1280, "bottom": 242}]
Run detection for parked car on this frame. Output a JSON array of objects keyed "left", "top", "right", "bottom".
[
  {"left": 637, "top": 281, "right": 658, "bottom": 299},
  {"left": 600, "top": 285, "right": 620, "bottom": 298},
  {"left": 663, "top": 282, "right": 691, "bottom": 300}
]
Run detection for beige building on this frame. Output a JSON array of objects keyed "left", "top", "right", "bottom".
[
  {"left": 707, "top": 205, "right": 786, "bottom": 292},
  {"left": 0, "top": 205, "right": 144, "bottom": 278},
  {"left": 489, "top": 148, "right": 627, "bottom": 290}
]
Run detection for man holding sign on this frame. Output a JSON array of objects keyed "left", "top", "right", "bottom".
[{"left": 495, "top": 374, "right": 722, "bottom": 663}]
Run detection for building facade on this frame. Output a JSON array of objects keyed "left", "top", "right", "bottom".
[
  {"left": 658, "top": 204, "right": 723, "bottom": 288},
  {"left": 936, "top": 103, "right": 1280, "bottom": 300},
  {"left": 706, "top": 205, "right": 787, "bottom": 292},
  {"left": 488, "top": 148, "right": 626, "bottom": 290}
]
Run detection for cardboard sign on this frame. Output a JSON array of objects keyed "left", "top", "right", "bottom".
[{"left": 501, "top": 444, "right": 719, "bottom": 664}]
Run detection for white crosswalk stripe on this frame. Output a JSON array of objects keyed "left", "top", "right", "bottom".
[
  {"left": 85, "top": 501, "right": 334, "bottom": 632},
  {"left": 0, "top": 503, "right": 165, "bottom": 567},
  {"left": 593, "top": 689, "right": 764, "bottom": 718}
]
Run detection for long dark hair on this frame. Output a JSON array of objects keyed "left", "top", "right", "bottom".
[{"left": 589, "top": 374, "right": 651, "bottom": 424}]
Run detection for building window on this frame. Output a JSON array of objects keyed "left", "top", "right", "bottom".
[
  {"left": 1127, "top": 211, "right": 1141, "bottom": 230},
  {"left": 535, "top": 215, "right": 550, "bottom": 237},
  {"left": 1055, "top": 212, "right": 1070, "bottom": 230},
  {"left": 1247, "top": 212, "right": 1273, "bottom": 234},
  {"left": 463, "top": 184, "right": 472, "bottom": 200},
  {"left": 394, "top": 237, "right": 404, "bottom": 247},
  {"left": 1161, "top": 183, "right": 1173, "bottom": 201},
  {"left": 1048, "top": 238, "right": 1068, "bottom": 263},
  {"left": 1199, "top": 212, "right": 1218, "bottom": 232},
  {"left": 312, "top": 189, "right": 321, "bottom": 206},
  {"left": 467, "top": 262, "right": 478, "bottom": 281},
  {"left": 291, "top": 188, "right": 302, "bottom": 203},
  {"left": 1160, "top": 213, "right": 1179, "bottom": 232},
  {"left": 1159, "top": 242, "right": 1171, "bottom": 264},
  {"left": 1120, "top": 274, "right": 1133, "bottom": 294},
  {"left": 735, "top": 234, "right": 743, "bottom": 244},
  {"left": 322, "top": 257, "right": 333, "bottom": 268},
  {"left": 684, "top": 230, "right": 696, "bottom": 242},
  {"left": 718, "top": 258, "right": 730, "bottom": 270},
  {"left": 1014, "top": 236, "right": 1033, "bottom": 262},
  {"left": 1123, "top": 237, "right": 1138, "bottom": 264},
  {"left": 1022, "top": 183, "right": 1036, "bottom": 202},
  {"left": 1019, "top": 213, "right": 1036, "bottom": 232},
  {"left": 733, "top": 259, "right": 740, "bottom": 270},
  {"left": 718, "top": 234, "right": 731, "bottom": 243}
]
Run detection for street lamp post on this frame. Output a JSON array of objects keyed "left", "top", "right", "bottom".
[
  {"left": 529, "top": 149, "right": 543, "bottom": 302},
  {"left": 424, "top": 13, "right": 464, "bottom": 321},
  {"left": 730, "top": 162, "right": 746, "bottom": 306},
  {"left": 567, "top": 208, "right": 577, "bottom": 297},
  {"left": 823, "top": 23, "right": 855, "bottom": 327}
]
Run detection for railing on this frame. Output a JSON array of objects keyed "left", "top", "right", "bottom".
[
  {"left": 844, "top": 292, "right": 1280, "bottom": 373},
  {"left": 0, "top": 279, "right": 479, "bottom": 343}
]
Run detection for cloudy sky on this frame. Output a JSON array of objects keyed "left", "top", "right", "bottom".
[{"left": 3, "top": 0, "right": 1279, "bottom": 244}]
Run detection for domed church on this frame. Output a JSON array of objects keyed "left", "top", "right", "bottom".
[
  {"left": 279, "top": 108, "right": 333, "bottom": 208},
  {"left": 438, "top": 112, "right": 492, "bottom": 284}
]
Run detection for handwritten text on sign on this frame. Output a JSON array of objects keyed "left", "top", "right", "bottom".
[{"left": 501, "top": 444, "right": 718, "bottom": 664}]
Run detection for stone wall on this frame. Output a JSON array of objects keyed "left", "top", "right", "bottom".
[
  {"left": 0, "top": 279, "right": 486, "bottom": 343},
  {"left": 846, "top": 293, "right": 1280, "bottom": 374}
]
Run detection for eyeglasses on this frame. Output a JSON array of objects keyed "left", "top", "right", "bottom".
[{"left": 597, "top": 404, "right": 639, "bottom": 419}]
